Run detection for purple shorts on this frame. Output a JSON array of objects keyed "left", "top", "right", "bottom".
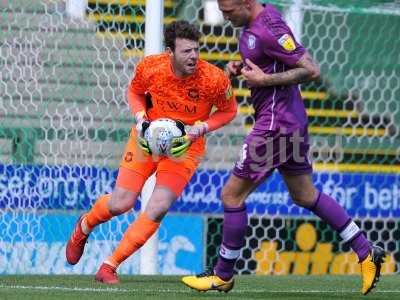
[{"left": 233, "top": 126, "right": 312, "bottom": 182}]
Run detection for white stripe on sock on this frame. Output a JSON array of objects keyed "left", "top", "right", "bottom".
[
  {"left": 81, "top": 217, "right": 91, "bottom": 235},
  {"left": 219, "top": 244, "right": 241, "bottom": 260},
  {"left": 340, "top": 221, "right": 360, "bottom": 242},
  {"left": 104, "top": 260, "right": 117, "bottom": 268}
]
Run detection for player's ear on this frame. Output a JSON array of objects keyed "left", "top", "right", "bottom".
[{"left": 166, "top": 47, "right": 173, "bottom": 56}]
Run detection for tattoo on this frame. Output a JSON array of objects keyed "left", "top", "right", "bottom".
[
  {"left": 265, "top": 68, "right": 311, "bottom": 86},
  {"left": 264, "top": 53, "right": 320, "bottom": 86}
]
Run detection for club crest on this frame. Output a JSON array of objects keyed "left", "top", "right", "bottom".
[{"left": 248, "top": 34, "right": 256, "bottom": 49}]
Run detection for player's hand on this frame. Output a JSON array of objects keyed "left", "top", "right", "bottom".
[
  {"left": 137, "top": 135, "right": 152, "bottom": 155},
  {"left": 170, "top": 135, "right": 191, "bottom": 158},
  {"left": 187, "top": 121, "right": 208, "bottom": 141},
  {"left": 241, "top": 58, "right": 267, "bottom": 87},
  {"left": 225, "top": 61, "right": 243, "bottom": 78}
]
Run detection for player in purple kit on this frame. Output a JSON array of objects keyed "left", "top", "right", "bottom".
[{"left": 182, "top": 0, "right": 385, "bottom": 295}]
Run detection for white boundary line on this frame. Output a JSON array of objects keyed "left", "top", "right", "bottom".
[{"left": 1, "top": 285, "right": 400, "bottom": 294}]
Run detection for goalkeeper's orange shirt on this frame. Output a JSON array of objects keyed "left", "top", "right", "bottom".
[
  {"left": 127, "top": 53, "right": 236, "bottom": 156},
  {"left": 128, "top": 53, "right": 236, "bottom": 126}
]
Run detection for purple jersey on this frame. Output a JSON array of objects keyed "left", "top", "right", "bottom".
[{"left": 239, "top": 4, "right": 307, "bottom": 134}]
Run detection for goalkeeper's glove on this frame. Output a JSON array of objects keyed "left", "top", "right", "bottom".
[
  {"left": 187, "top": 121, "right": 208, "bottom": 141},
  {"left": 137, "top": 134, "right": 151, "bottom": 155},
  {"left": 135, "top": 110, "right": 151, "bottom": 155},
  {"left": 170, "top": 135, "right": 191, "bottom": 158}
]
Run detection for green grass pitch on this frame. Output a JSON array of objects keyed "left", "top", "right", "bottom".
[{"left": 0, "top": 275, "right": 399, "bottom": 300}]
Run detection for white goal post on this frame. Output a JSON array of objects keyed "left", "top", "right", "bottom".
[{"left": 139, "top": 0, "right": 164, "bottom": 275}]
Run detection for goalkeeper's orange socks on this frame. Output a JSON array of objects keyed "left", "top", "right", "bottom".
[
  {"left": 82, "top": 194, "right": 113, "bottom": 234},
  {"left": 105, "top": 212, "right": 160, "bottom": 268},
  {"left": 80, "top": 196, "right": 160, "bottom": 268}
]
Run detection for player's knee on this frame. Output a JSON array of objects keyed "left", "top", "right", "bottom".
[
  {"left": 145, "top": 202, "right": 169, "bottom": 222},
  {"left": 290, "top": 189, "right": 316, "bottom": 208},
  {"left": 221, "top": 186, "right": 245, "bottom": 207},
  {"left": 108, "top": 191, "right": 136, "bottom": 215},
  {"left": 145, "top": 190, "right": 176, "bottom": 222}
]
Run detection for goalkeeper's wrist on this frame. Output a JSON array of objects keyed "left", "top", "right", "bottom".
[
  {"left": 202, "top": 122, "right": 209, "bottom": 133},
  {"left": 135, "top": 110, "right": 146, "bottom": 123},
  {"left": 187, "top": 122, "right": 209, "bottom": 142},
  {"left": 196, "top": 121, "right": 209, "bottom": 134}
]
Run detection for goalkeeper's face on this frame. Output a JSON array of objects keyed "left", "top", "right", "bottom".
[{"left": 170, "top": 38, "right": 200, "bottom": 77}]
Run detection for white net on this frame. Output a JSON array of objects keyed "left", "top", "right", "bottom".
[{"left": 0, "top": 0, "right": 399, "bottom": 275}]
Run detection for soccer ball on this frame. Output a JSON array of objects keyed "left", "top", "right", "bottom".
[{"left": 144, "top": 118, "right": 185, "bottom": 156}]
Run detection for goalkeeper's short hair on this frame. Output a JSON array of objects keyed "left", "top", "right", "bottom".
[{"left": 164, "top": 20, "right": 201, "bottom": 51}]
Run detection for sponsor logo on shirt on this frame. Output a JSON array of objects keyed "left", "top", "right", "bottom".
[
  {"left": 156, "top": 99, "right": 197, "bottom": 114},
  {"left": 247, "top": 34, "right": 256, "bottom": 49},
  {"left": 278, "top": 33, "right": 296, "bottom": 52}
]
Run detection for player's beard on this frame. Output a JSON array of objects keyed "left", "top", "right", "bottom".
[
  {"left": 184, "top": 60, "right": 197, "bottom": 75},
  {"left": 177, "top": 59, "right": 197, "bottom": 77},
  {"left": 229, "top": 16, "right": 248, "bottom": 27},
  {"left": 171, "top": 55, "right": 198, "bottom": 77},
  {"left": 228, "top": 10, "right": 252, "bottom": 27}
]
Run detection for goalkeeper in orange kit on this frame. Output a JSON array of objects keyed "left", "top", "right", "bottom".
[{"left": 65, "top": 20, "right": 237, "bottom": 284}]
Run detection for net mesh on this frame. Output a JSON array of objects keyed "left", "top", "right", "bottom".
[{"left": 0, "top": 0, "right": 399, "bottom": 275}]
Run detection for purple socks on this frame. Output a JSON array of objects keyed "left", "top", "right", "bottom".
[
  {"left": 310, "top": 191, "right": 370, "bottom": 261},
  {"left": 214, "top": 205, "right": 248, "bottom": 281},
  {"left": 214, "top": 190, "right": 370, "bottom": 281}
]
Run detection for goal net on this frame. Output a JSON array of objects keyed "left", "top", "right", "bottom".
[{"left": 0, "top": 0, "right": 399, "bottom": 275}]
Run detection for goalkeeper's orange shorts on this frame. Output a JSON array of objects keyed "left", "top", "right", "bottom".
[{"left": 116, "top": 128, "right": 204, "bottom": 196}]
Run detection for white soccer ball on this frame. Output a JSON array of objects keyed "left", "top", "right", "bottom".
[{"left": 144, "top": 118, "right": 185, "bottom": 156}]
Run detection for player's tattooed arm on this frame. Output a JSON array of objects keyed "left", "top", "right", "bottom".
[
  {"left": 241, "top": 53, "right": 320, "bottom": 87},
  {"left": 293, "top": 52, "right": 321, "bottom": 82}
]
